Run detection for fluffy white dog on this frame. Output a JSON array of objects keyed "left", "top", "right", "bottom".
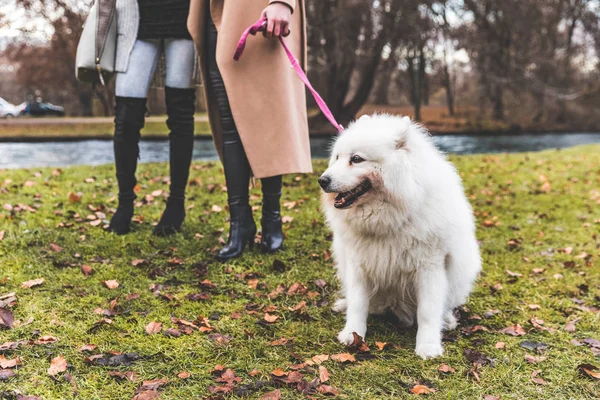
[{"left": 319, "top": 114, "right": 481, "bottom": 359}]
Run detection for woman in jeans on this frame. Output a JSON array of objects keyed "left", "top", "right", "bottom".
[
  {"left": 188, "top": 0, "right": 312, "bottom": 261},
  {"left": 108, "top": 0, "right": 197, "bottom": 236}
]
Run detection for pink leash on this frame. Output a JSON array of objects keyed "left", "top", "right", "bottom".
[{"left": 234, "top": 17, "right": 344, "bottom": 133}]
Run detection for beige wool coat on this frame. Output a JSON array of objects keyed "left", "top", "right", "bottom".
[{"left": 187, "top": 0, "right": 312, "bottom": 178}]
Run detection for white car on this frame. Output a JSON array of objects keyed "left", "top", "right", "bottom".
[{"left": 0, "top": 97, "right": 20, "bottom": 118}]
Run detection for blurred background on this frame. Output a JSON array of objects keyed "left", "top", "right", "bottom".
[{"left": 1, "top": 0, "right": 600, "bottom": 167}]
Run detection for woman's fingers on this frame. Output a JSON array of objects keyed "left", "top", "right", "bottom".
[{"left": 266, "top": 18, "right": 275, "bottom": 38}]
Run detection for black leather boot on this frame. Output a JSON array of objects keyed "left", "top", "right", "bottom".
[
  {"left": 216, "top": 205, "right": 257, "bottom": 261},
  {"left": 108, "top": 97, "right": 147, "bottom": 235},
  {"left": 260, "top": 176, "right": 283, "bottom": 252},
  {"left": 154, "top": 87, "right": 196, "bottom": 236}
]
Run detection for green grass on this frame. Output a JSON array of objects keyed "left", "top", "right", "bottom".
[{"left": 1, "top": 146, "right": 599, "bottom": 399}]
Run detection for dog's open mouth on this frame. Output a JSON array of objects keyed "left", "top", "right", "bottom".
[{"left": 334, "top": 179, "right": 372, "bottom": 209}]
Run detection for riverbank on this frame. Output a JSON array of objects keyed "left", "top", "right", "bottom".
[
  {"left": 1, "top": 146, "right": 599, "bottom": 399},
  {"left": 3, "top": 106, "right": 597, "bottom": 141}
]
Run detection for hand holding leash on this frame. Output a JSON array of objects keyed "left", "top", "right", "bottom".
[{"left": 234, "top": 18, "right": 344, "bottom": 133}]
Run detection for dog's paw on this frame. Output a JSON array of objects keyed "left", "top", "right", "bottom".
[
  {"left": 443, "top": 312, "right": 458, "bottom": 331},
  {"left": 415, "top": 342, "right": 444, "bottom": 359},
  {"left": 337, "top": 329, "right": 363, "bottom": 346},
  {"left": 332, "top": 298, "right": 347, "bottom": 313}
]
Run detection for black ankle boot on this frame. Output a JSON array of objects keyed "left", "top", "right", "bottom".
[
  {"left": 217, "top": 205, "right": 257, "bottom": 261},
  {"left": 261, "top": 191, "right": 283, "bottom": 252},
  {"left": 153, "top": 87, "right": 196, "bottom": 236},
  {"left": 153, "top": 199, "right": 186, "bottom": 236},
  {"left": 108, "top": 97, "right": 147, "bottom": 235}
]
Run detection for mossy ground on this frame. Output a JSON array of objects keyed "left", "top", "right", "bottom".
[{"left": 0, "top": 146, "right": 599, "bottom": 399}]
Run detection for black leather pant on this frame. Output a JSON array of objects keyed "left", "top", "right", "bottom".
[{"left": 206, "top": 12, "right": 281, "bottom": 207}]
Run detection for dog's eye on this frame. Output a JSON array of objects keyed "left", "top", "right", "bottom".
[{"left": 350, "top": 155, "right": 365, "bottom": 164}]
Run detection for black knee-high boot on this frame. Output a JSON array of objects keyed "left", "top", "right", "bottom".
[
  {"left": 153, "top": 87, "right": 196, "bottom": 236},
  {"left": 108, "top": 96, "right": 147, "bottom": 235},
  {"left": 261, "top": 175, "right": 283, "bottom": 252},
  {"left": 206, "top": 11, "right": 256, "bottom": 261}
]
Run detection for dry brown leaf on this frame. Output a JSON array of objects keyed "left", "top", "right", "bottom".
[
  {"left": 524, "top": 355, "right": 547, "bottom": 363},
  {"left": 140, "top": 378, "right": 169, "bottom": 391},
  {"left": 21, "top": 278, "right": 44, "bottom": 289},
  {"left": 411, "top": 384, "right": 436, "bottom": 394},
  {"left": 495, "top": 342, "right": 506, "bottom": 349},
  {"left": 103, "top": 280, "right": 119, "bottom": 289},
  {"left": 0, "top": 355, "right": 21, "bottom": 369},
  {"left": 330, "top": 353, "right": 356, "bottom": 363},
  {"left": 34, "top": 335, "right": 57, "bottom": 345},
  {"left": 145, "top": 321, "right": 162, "bottom": 335},
  {"left": 81, "top": 265, "right": 93, "bottom": 276},
  {"left": 578, "top": 363, "right": 600, "bottom": 380},
  {"left": 211, "top": 205, "right": 222, "bottom": 212},
  {"left": 261, "top": 389, "right": 281, "bottom": 400},
  {"left": 312, "top": 354, "right": 329, "bottom": 364},
  {"left": 78, "top": 344, "right": 97, "bottom": 352},
  {"left": 108, "top": 371, "right": 138, "bottom": 381},
  {"left": 500, "top": 324, "right": 526, "bottom": 336},
  {"left": 438, "top": 363, "right": 455, "bottom": 373},
  {"left": 531, "top": 370, "right": 547, "bottom": 385},
  {"left": 177, "top": 371, "right": 190, "bottom": 379},
  {"left": 319, "top": 365, "right": 330, "bottom": 383},
  {"left": 317, "top": 385, "right": 339, "bottom": 396},
  {"left": 47, "top": 355, "right": 67, "bottom": 376},
  {"left": 0, "top": 308, "right": 14, "bottom": 329},
  {"left": 68, "top": 192, "right": 82, "bottom": 203},
  {"left": 263, "top": 313, "right": 279, "bottom": 323}
]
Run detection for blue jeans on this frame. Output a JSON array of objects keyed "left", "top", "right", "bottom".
[{"left": 115, "top": 38, "right": 195, "bottom": 98}]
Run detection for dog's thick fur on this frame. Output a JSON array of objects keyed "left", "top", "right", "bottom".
[{"left": 319, "top": 114, "right": 481, "bottom": 359}]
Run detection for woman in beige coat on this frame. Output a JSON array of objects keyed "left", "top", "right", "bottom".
[{"left": 188, "top": 0, "right": 311, "bottom": 260}]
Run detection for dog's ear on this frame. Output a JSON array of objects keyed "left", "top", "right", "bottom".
[{"left": 395, "top": 116, "right": 411, "bottom": 150}]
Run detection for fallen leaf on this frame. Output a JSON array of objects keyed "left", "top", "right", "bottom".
[
  {"left": 177, "top": 371, "right": 190, "bottom": 379},
  {"left": 411, "top": 384, "right": 436, "bottom": 394},
  {"left": 108, "top": 371, "right": 138, "bottom": 381},
  {"left": 263, "top": 313, "right": 279, "bottom": 323},
  {"left": 47, "top": 356, "right": 67, "bottom": 376},
  {"left": 527, "top": 304, "right": 541, "bottom": 310},
  {"left": 312, "top": 354, "right": 329, "bottom": 364},
  {"left": 103, "top": 280, "right": 119, "bottom": 289},
  {"left": 318, "top": 384, "right": 339, "bottom": 396},
  {"left": 261, "top": 389, "right": 281, "bottom": 400},
  {"left": 145, "top": 321, "right": 162, "bottom": 335},
  {"left": 282, "top": 216, "right": 293, "bottom": 223},
  {"left": 483, "top": 396, "right": 501, "bottom": 400},
  {"left": 564, "top": 318, "right": 580, "bottom": 333},
  {"left": 139, "top": 378, "right": 169, "bottom": 391},
  {"left": 500, "top": 324, "right": 526, "bottom": 336},
  {"left": 524, "top": 354, "right": 547, "bottom": 363},
  {"left": 0, "top": 308, "right": 14, "bottom": 329},
  {"left": 520, "top": 341, "right": 549, "bottom": 352},
  {"left": 0, "top": 355, "right": 21, "bottom": 369},
  {"left": 81, "top": 265, "right": 93, "bottom": 276},
  {"left": 531, "top": 370, "right": 547, "bottom": 385},
  {"left": 77, "top": 344, "right": 97, "bottom": 352},
  {"left": 438, "top": 363, "right": 455, "bottom": 373},
  {"left": 505, "top": 269, "right": 523, "bottom": 277},
  {"left": 21, "top": 278, "right": 44, "bottom": 289},
  {"left": 68, "top": 192, "right": 82, "bottom": 203},
  {"left": 211, "top": 205, "right": 222, "bottom": 212},
  {"left": 330, "top": 353, "right": 356, "bottom": 363},
  {"left": 34, "top": 335, "right": 57, "bottom": 345},
  {"left": 495, "top": 342, "right": 506, "bottom": 349},
  {"left": 0, "top": 369, "right": 16, "bottom": 380},
  {"left": 0, "top": 231, "right": 4, "bottom": 241},
  {"left": 577, "top": 363, "right": 600, "bottom": 380},
  {"left": 375, "top": 341, "right": 390, "bottom": 351},
  {"left": 163, "top": 328, "right": 182, "bottom": 337},
  {"left": 132, "top": 390, "right": 159, "bottom": 400},
  {"left": 49, "top": 243, "right": 63, "bottom": 252},
  {"left": 319, "top": 365, "right": 330, "bottom": 383}
]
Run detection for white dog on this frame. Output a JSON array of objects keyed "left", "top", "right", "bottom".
[{"left": 319, "top": 114, "right": 481, "bottom": 359}]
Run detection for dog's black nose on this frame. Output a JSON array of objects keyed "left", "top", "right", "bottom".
[{"left": 318, "top": 175, "right": 331, "bottom": 190}]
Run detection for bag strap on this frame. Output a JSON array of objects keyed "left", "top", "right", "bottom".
[
  {"left": 94, "top": 0, "right": 116, "bottom": 86},
  {"left": 234, "top": 17, "right": 344, "bottom": 133}
]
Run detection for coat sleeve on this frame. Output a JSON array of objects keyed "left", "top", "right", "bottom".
[{"left": 269, "top": 0, "right": 296, "bottom": 13}]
